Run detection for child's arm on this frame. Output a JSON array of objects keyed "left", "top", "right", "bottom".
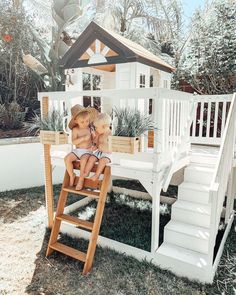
[{"left": 72, "top": 128, "right": 90, "bottom": 145}]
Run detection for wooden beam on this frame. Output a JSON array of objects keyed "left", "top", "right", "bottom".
[{"left": 42, "top": 96, "right": 54, "bottom": 228}]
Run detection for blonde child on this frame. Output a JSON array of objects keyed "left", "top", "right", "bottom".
[
  {"left": 64, "top": 104, "right": 98, "bottom": 190},
  {"left": 83, "top": 113, "right": 112, "bottom": 181}
]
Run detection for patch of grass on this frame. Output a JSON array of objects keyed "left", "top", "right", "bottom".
[
  {"left": 0, "top": 184, "right": 83, "bottom": 223},
  {"left": 72, "top": 193, "right": 171, "bottom": 251},
  {"left": 26, "top": 220, "right": 236, "bottom": 295}
]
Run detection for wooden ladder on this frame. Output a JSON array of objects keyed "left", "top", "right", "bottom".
[{"left": 46, "top": 161, "right": 111, "bottom": 275}]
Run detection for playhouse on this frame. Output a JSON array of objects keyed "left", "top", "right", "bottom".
[{"left": 38, "top": 21, "right": 236, "bottom": 283}]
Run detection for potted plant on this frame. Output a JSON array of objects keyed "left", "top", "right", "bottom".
[
  {"left": 109, "top": 107, "right": 154, "bottom": 154},
  {"left": 24, "top": 109, "right": 68, "bottom": 145}
]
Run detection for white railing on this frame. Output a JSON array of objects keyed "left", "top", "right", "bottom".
[
  {"left": 190, "top": 94, "right": 232, "bottom": 145},
  {"left": 38, "top": 87, "right": 194, "bottom": 171},
  {"left": 208, "top": 93, "right": 236, "bottom": 264}
]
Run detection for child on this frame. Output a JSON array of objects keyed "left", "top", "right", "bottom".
[
  {"left": 83, "top": 113, "right": 112, "bottom": 181},
  {"left": 64, "top": 104, "right": 98, "bottom": 190}
]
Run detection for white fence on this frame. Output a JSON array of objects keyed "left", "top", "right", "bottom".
[
  {"left": 0, "top": 139, "right": 64, "bottom": 192},
  {"left": 190, "top": 94, "right": 232, "bottom": 145}
]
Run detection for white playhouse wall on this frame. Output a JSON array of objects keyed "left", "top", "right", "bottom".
[{"left": 65, "top": 62, "right": 171, "bottom": 113}]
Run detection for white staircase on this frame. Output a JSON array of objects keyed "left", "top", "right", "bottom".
[{"left": 157, "top": 149, "right": 219, "bottom": 282}]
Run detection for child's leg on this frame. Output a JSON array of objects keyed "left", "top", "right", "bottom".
[
  {"left": 84, "top": 155, "right": 98, "bottom": 177},
  {"left": 64, "top": 153, "right": 78, "bottom": 186},
  {"left": 75, "top": 154, "right": 90, "bottom": 190},
  {"left": 90, "top": 158, "right": 110, "bottom": 181}
]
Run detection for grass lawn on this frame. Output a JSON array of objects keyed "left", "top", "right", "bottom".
[{"left": 0, "top": 184, "right": 235, "bottom": 295}]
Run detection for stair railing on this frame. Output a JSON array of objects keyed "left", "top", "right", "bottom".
[{"left": 208, "top": 93, "right": 236, "bottom": 264}]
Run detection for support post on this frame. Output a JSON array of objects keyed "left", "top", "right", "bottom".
[
  {"left": 42, "top": 96, "right": 54, "bottom": 228},
  {"left": 151, "top": 174, "right": 161, "bottom": 253},
  {"left": 225, "top": 167, "right": 236, "bottom": 222}
]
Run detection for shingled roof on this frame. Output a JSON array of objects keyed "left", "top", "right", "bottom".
[{"left": 60, "top": 21, "right": 175, "bottom": 73}]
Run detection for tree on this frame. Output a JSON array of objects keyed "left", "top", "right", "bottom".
[
  {"left": 176, "top": 0, "right": 236, "bottom": 94},
  {"left": 0, "top": 0, "right": 43, "bottom": 104}
]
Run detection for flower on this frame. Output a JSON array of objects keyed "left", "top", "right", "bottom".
[{"left": 3, "top": 34, "right": 13, "bottom": 42}]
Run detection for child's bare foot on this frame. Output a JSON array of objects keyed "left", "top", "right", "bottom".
[
  {"left": 75, "top": 177, "right": 84, "bottom": 190},
  {"left": 90, "top": 174, "right": 99, "bottom": 181},
  {"left": 70, "top": 173, "right": 76, "bottom": 186}
]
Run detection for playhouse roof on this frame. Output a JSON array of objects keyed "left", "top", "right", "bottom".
[{"left": 60, "top": 21, "right": 175, "bottom": 73}]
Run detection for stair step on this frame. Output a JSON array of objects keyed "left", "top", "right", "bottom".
[
  {"left": 157, "top": 242, "right": 209, "bottom": 269},
  {"left": 178, "top": 182, "right": 210, "bottom": 204},
  {"left": 164, "top": 220, "right": 210, "bottom": 254},
  {"left": 63, "top": 186, "right": 100, "bottom": 198},
  {"left": 171, "top": 200, "right": 211, "bottom": 228},
  {"left": 184, "top": 165, "right": 214, "bottom": 185},
  {"left": 50, "top": 242, "right": 87, "bottom": 262},
  {"left": 56, "top": 214, "right": 94, "bottom": 231},
  {"left": 190, "top": 152, "right": 218, "bottom": 165}
]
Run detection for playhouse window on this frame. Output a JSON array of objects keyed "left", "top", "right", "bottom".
[
  {"left": 82, "top": 72, "right": 101, "bottom": 111},
  {"left": 140, "top": 74, "right": 145, "bottom": 88}
]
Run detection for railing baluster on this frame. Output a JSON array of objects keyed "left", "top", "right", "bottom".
[
  {"left": 213, "top": 101, "right": 219, "bottom": 138},
  {"left": 221, "top": 100, "right": 227, "bottom": 135},
  {"left": 206, "top": 101, "right": 211, "bottom": 138},
  {"left": 199, "top": 101, "right": 204, "bottom": 138}
]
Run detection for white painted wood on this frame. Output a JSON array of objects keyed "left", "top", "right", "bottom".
[
  {"left": 164, "top": 220, "right": 210, "bottom": 254},
  {"left": 64, "top": 197, "right": 93, "bottom": 214},
  {"left": 190, "top": 94, "right": 232, "bottom": 145},
  {"left": 225, "top": 167, "right": 236, "bottom": 222},
  {"left": 178, "top": 182, "right": 211, "bottom": 205},
  {"left": 184, "top": 165, "right": 214, "bottom": 185},
  {"left": 86, "top": 47, "right": 94, "bottom": 57},
  {"left": 171, "top": 200, "right": 211, "bottom": 228},
  {"left": 151, "top": 177, "right": 161, "bottom": 253}
]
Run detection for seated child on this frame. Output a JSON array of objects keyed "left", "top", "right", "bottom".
[
  {"left": 64, "top": 104, "right": 98, "bottom": 190},
  {"left": 83, "top": 113, "right": 112, "bottom": 181}
]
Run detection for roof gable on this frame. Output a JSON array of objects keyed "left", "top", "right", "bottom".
[{"left": 60, "top": 21, "right": 175, "bottom": 73}]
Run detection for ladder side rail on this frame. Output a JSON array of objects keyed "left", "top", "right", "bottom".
[{"left": 83, "top": 166, "right": 111, "bottom": 274}]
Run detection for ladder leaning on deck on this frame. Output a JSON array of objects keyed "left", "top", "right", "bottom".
[{"left": 46, "top": 161, "right": 111, "bottom": 275}]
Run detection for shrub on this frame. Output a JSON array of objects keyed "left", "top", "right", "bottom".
[
  {"left": 24, "top": 108, "right": 66, "bottom": 136},
  {"left": 112, "top": 107, "right": 154, "bottom": 137},
  {"left": 0, "top": 101, "right": 26, "bottom": 130}
]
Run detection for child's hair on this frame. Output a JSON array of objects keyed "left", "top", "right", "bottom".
[
  {"left": 93, "top": 113, "right": 111, "bottom": 126},
  {"left": 75, "top": 111, "right": 90, "bottom": 120}
]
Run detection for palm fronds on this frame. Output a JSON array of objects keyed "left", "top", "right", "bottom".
[{"left": 112, "top": 107, "right": 154, "bottom": 137}]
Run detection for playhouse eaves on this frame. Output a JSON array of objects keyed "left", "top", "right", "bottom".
[{"left": 60, "top": 21, "right": 175, "bottom": 73}]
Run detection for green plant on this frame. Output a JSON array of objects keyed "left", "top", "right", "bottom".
[
  {"left": 24, "top": 108, "right": 66, "bottom": 135},
  {"left": 112, "top": 107, "right": 154, "bottom": 137},
  {"left": 0, "top": 101, "right": 26, "bottom": 130}
]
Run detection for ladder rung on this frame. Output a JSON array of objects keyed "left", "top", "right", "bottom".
[
  {"left": 56, "top": 214, "right": 94, "bottom": 230},
  {"left": 63, "top": 186, "right": 100, "bottom": 198},
  {"left": 50, "top": 242, "right": 87, "bottom": 262}
]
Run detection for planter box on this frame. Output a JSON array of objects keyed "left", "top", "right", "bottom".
[
  {"left": 40, "top": 130, "right": 68, "bottom": 145},
  {"left": 109, "top": 136, "right": 142, "bottom": 154}
]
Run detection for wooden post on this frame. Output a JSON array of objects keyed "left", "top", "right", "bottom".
[{"left": 42, "top": 96, "right": 54, "bottom": 228}]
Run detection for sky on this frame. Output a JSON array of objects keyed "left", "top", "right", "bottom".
[{"left": 182, "top": 0, "right": 205, "bottom": 26}]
